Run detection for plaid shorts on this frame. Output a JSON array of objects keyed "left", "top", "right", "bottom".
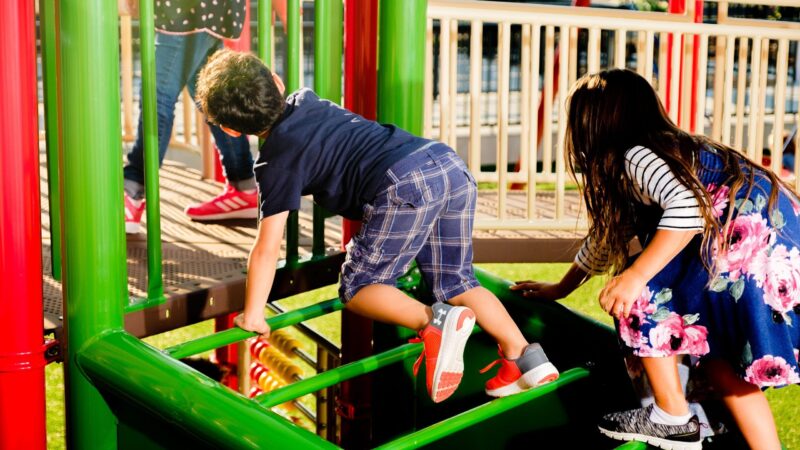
[{"left": 340, "top": 143, "right": 481, "bottom": 303}]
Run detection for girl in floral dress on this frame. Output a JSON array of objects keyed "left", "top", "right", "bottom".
[{"left": 513, "top": 69, "right": 800, "bottom": 450}]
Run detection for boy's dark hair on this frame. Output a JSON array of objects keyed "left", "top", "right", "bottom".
[{"left": 196, "top": 49, "right": 284, "bottom": 135}]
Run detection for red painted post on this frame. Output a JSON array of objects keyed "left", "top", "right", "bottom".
[
  {"left": 214, "top": 0, "right": 253, "bottom": 184},
  {"left": 690, "top": 0, "right": 704, "bottom": 132},
  {"left": 666, "top": 0, "right": 686, "bottom": 119},
  {"left": 340, "top": 0, "right": 377, "bottom": 447},
  {"left": 212, "top": 0, "right": 254, "bottom": 380},
  {"left": 0, "top": 1, "right": 46, "bottom": 449},
  {"left": 342, "top": 0, "right": 377, "bottom": 247}
]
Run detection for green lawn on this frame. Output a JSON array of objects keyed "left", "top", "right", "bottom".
[{"left": 45, "top": 263, "right": 799, "bottom": 449}]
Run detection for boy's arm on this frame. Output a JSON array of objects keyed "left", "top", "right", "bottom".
[
  {"left": 234, "top": 211, "right": 289, "bottom": 337},
  {"left": 599, "top": 229, "right": 697, "bottom": 319}
]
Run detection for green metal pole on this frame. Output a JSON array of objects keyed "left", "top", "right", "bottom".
[
  {"left": 257, "top": 0, "right": 272, "bottom": 66},
  {"left": 165, "top": 298, "right": 344, "bottom": 359},
  {"left": 375, "top": 368, "right": 591, "bottom": 450},
  {"left": 59, "top": 0, "right": 127, "bottom": 447},
  {"left": 285, "top": 0, "right": 301, "bottom": 264},
  {"left": 79, "top": 331, "right": 338, "bottom": 449},
  {"left": 312, "top": 0, "right": 343, "bottom": 258},
  {"left": 40, "top": 0, "right": 62, "bottom": 280},
  {"left": 377, "top": 0, "right": 428, "bottom": 136},
  {"left": 141, "top": 0, "right": 165, "bottom": 301},
  {"left": 256, "top": 342, "right": 420, "bottom": 408}
]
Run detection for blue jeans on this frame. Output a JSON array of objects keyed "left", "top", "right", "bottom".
[
  {"left": 783, "top": 153, "right": 795, "bottom": 172},
  {"left": 124, "top": 32, "right": 254, "bottom": 186}
]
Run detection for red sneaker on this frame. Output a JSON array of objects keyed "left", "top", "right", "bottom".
[
  {"left": 125, "top": 192, "right": 146, "bottom": 234},
  {"left": 410, "top": 303, "right": 476, "bottom": 403},
  {"left": 480, "top": 343, "right": 559, "bottom": 397},
  {"left": 184, "top": 184, "right": 258, "bottom": 221}
]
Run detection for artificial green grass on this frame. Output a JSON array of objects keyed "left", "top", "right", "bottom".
[{"left": 45, "top": 263, "right": 799, "bottom": 449}]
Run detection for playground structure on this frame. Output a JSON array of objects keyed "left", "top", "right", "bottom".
[{"left": 1, "top": 0, "right": 799, "bottom": 449}]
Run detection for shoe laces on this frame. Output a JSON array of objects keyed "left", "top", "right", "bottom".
[
  {"left": 409, "top": 337, "right": 425, "bottom": 377},
  {"left": 479, "top": 358, "right": 503, "bottom": 374}
]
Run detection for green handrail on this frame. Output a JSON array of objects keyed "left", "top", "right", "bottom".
[
  {"left": 39, "top": 0, "right": 62, "bottom": 280},
  {"left": 375, "top": 367, "right": 591, "bottom": 450},
  {"left": 140, "top": 0, "right": 165, "bottom": 301},
  {"left": 257, "top": 0, "right": 272, "bottom": 66},
  {"left": 284, "top": 0, "right": 302, "bottom": 264},
  {"left": 59, "top": 0, "right": 128, "bottom": 445},
  {"left": 165, "top": 298, "right": 344, "bottom": 359},
  {"left": 79, "top": 331, "right": 338, "bottom": 449},
  {"left": 256, "top": 342, "right": 421, "bottom": 408},
  {"left": 311, "top": 0, "right": 343, "bottom": 259}
]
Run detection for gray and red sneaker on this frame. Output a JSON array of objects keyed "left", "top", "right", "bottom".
[
  {"left": 411, "top": 303, "right": 476, "bottom": 403},
  {"left": 480, "top": 343, "right": 559, "bottom": 397}
]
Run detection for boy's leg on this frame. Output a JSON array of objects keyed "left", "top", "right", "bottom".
[
  {"left": 340, "top": 153, "right": 476, "bottom": 403},
  {"left": 414, "top": 151, "right": 558, "bottom": 396}
]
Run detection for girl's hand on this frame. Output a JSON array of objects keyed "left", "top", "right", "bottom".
[
  {"left": 598, "top": 269, "right": 647, "bottom": 319},
  {"left": 511, "top": 281, "right": 566, "bottom": 301},
  {"left": 233, "top": 313, "right": 271, "bottom": 338}
]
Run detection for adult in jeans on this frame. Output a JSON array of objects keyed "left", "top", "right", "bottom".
[{"left": 121, "top": 0, "right": 262, "bottom": 233}]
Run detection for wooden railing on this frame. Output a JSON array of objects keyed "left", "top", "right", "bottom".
[{"left": 425, "top": 0, "right": 800, "bottom": 231}]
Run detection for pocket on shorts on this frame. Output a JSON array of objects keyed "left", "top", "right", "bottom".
[{"left": 388, "top": 178, "right": 430, "bottom": 208}]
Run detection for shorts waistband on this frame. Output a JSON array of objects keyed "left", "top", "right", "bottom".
[{"left": 386, "top": 142, "right": 454, "bottom": 180}]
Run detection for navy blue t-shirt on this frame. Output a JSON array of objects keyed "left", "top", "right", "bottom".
[{"left": 255, "top": 88, "right": 431, "bottom": 220}]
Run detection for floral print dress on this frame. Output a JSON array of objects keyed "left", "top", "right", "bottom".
[{"left": 581, "top": 146, "right": 800, "bottom": 388}]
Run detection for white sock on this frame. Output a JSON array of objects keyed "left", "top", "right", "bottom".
[{"left": 650, "top": 402, "right": 691, "bottom": 426}]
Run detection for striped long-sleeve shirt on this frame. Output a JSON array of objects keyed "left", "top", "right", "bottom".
[{"left": 573, "top": 146, "right": 704, "bottom": 274}]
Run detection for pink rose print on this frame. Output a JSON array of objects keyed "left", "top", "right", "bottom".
[
  {"left": 707, "top": 184, "right": 730, "bottom": 219},
  {"left": 647, "top": 313, "right": 709, "bottom": 357},
  {"left": 760, "top": 245, "right": 800, "bottom": 313},
  {"left": 715, "top": 214, "right": 774, "bottom": 280},
  {"left": 744, "top": 355, "right": 800, "bottom": 387},
  {"left": 619, "top": 287, "right": 656, "bottom": 349}
]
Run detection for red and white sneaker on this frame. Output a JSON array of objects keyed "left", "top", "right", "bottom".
[
  {"left": 125, "top": 192, "right": 146, "bottom": 234},
  {"left": 480, "top": 343, "right": 559, "bottom": 397},
  {"left": 410, "top": 303, "right": 476, "bottom": 403},
  {"left": 184, "top": 184, "right": 258, "bottom": 221}
]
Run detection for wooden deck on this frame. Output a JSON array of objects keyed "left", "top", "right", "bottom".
[{"left": 41, "top": 154, "right": 583, "bottom": 333}]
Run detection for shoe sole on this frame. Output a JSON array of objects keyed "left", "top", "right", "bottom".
[
  {"left": 125, "top": 222, "right": 141, "bottom": 234},
  {"left": 598, "top": 427, "right": 702, "bottom": 450},
  {"left": 430, "top": 306, "right": 476, "bottom": 403},
  {"left": 485, "top": 362, "right": 560, "bottom": 397},
  {"left": 185, "top": 207, "right": 258, "bottom": 221}
]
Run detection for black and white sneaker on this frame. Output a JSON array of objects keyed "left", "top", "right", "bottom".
[{"left": 598, "top": 404, "right": 702, "bottom": 450}]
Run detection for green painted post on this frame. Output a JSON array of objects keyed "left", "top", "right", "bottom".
[
  {"left": 285, "top": 0, "right": 301, "bottom": 264},
  {"left": 140, "top": 0, "right": 165, "bottom": 301},
  {"left": 58, "top": 0, "right": 127, "bottom": 447},
  {"left": 40, "top": 0, "right": 62, "bottom": 280},
  {"left": 312, "top": 0, "right": 343, "bottom": 258},
  {"left": 377, "top": 0, "right": 428, "bottom": 136},
  {"left": 257, "top": 0, "right": 273, "bottom": 66}
]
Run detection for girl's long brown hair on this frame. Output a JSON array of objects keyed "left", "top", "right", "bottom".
[{"left": 565, "top": 69, "right": 792, "bottom": 275}]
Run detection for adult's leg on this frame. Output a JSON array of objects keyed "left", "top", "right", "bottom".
[
  {"left": 123, "top": 32, "right": 196, "bottom": 196},
  {"left": 186, "top": 34, "right": 255, "bottom": 190},
  {"left": 703, "top": 359, "right": 781, "bottom": 450}
]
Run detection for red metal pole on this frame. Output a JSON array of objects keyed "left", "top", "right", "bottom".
[
  {"left": 0, "top": 1, "right": 46, "bottom": 449},
  {"left": 342, "top": 0, "right": 377, "bottom": 247},
  {"left": 340, "top": 0, "right": 377, "bottom": 447},
  {"left": 215, "top": 0, "right": 253, "bottom": 184},
  {"left": 690, "top": 0, "right": 704, "bottom": 132},
  {"left": 212, "top": 0, "right": 254, "bottom": 381},
  {"left": 666, "top": 0, "right": 686, "bottom": 119}
]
